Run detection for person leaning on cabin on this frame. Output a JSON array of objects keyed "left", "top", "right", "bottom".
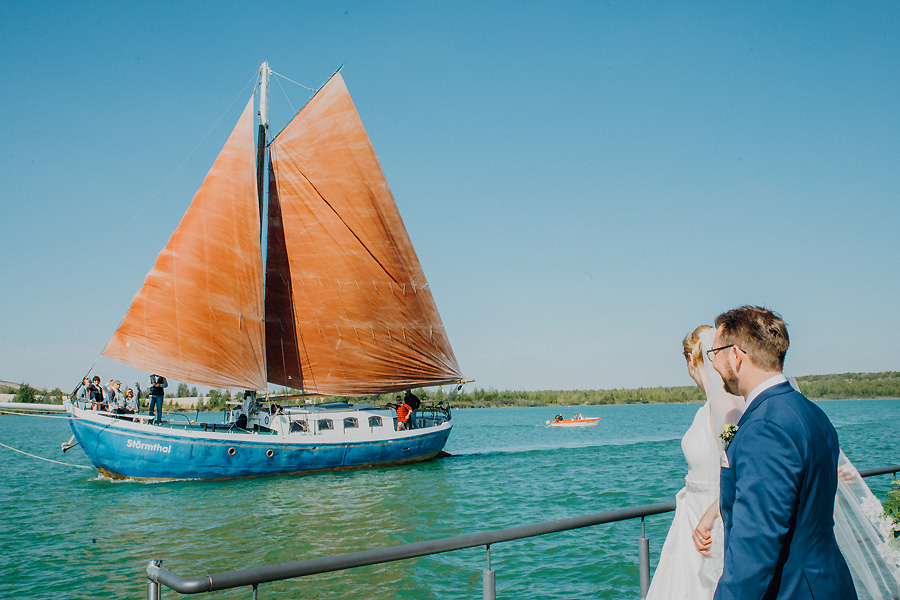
[{"left": 148, "top": 374, "right": 167, "bottom": 424}]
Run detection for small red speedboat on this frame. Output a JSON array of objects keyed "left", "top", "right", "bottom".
[{"left": 546, "top": 415, "right": 601, "bottom": 427}]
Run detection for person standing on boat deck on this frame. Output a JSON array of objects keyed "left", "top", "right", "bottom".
[
  {"left": 707, "top": 306, "right": 856, "bottom": 600},
  {"left": 89, "top": 376, "right": 105, "bottom": 410},
  {"left": 123, "top": 388, "right": 138, "bottom": 414},
  {"left": 148, "top": 374, "right": 167, "bottom": 424},
  {"left": 77, "top": 377, "right": 92, "bottom": 406},
  {"left": 404, "top": 390, "right": 421, "bottom": 429},
  {"left": 395, "top": 398, "right": 412, "bottom": 431},
  {"left": 103, "top": 379, "right": 121, "bottom": 412}
]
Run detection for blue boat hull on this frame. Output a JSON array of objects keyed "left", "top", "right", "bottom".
[{"left": 67, "top": 411, "right": 452, "bottom": 480}]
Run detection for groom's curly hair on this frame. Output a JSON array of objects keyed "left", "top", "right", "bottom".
[{"left": 715, "top": 306, "right": 789, "bottom": 372}]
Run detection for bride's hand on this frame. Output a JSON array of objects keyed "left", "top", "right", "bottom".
[{"left": 692, "top": 501, "right": 719, "bottom": 556}]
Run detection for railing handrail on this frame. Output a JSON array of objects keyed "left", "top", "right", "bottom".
[
  {"left": 146, "top": 463, "right": 900, "bottom": 596},
  {"left": 150, "top": 501, "right": 676, "bottom": 593},
  {"left": 858, "top": 464, "right": 900, "bottom": 479}
]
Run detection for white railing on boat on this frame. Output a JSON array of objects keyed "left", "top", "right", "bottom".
[{"left": 145, "top": 464, "right": 900, "bottom": 600}]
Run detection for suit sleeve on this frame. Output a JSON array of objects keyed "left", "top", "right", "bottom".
[{"left": 714, "top": 419, "right": 804, "bottom": 600}]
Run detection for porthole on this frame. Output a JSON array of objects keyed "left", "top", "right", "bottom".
[
  {"left": 266, "top": 449, "right": 274, "bottom": 458},
  {"left": 227, "top": 447, "right": 236, "bottom": 456}
]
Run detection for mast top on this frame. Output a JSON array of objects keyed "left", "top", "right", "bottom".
[{"left": 259, "top": 62, "right": 270, "bottom": 131}]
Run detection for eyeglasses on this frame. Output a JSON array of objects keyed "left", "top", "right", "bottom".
[{"left": 706, "top": 344, "right": 735, "bottom": 362}]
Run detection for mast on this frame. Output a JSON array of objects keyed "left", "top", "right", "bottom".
[{"left": 256, "top": 62, "right": 270, "bottom": 238}]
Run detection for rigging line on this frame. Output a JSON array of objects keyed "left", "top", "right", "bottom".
[
  {"left": 270, "top": 70, "right": 316, "bottom": 93},
  {"left": 71, "top": 69, "right": 260, "bottom": 286},
  {"left": 0, "top": 441, "right": 95, "bottom": 470},
  {"left": 272, "top": 73, "right": 297, "bottom": 115}
]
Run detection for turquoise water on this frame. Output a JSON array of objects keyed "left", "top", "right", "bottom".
[{"left": 1, "top": 400, "right": 898, "bottom": 599}]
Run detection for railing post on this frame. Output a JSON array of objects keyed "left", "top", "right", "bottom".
[
  {"left": 483, "top": 544, "right": 496, "bottom": 600},
  {"left": 147, "top": 559, "right": 162, "bottom": 600},
  {"left": 638, "top": 517, "right": 650, "bottom": 599}
]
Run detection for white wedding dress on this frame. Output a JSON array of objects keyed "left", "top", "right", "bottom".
[
  {"left": 644, "top": 399, "right": 729, "bottom": 600},
  {"left": 647, "top": 330, "right": 900, "bottom": 600},
  {"left": 645, "top": 330, "right": 742, "bottom": 600}
]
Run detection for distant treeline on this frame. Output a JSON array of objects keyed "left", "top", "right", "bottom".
[
  {"left": 4, "top": 372, "right": 898, "bottom": 410},
  {"left": 0, "top": 383, "right": 65, "bottom": 404},
  {"left": 321, "top": 371, "right": 900, "bottom": 409}
]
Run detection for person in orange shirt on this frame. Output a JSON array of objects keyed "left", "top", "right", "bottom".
[{"left": 395, "top": 399, "right": 412, "bottom": 431}]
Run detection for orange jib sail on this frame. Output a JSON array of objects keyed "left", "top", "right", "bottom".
[
  {"left": 104, "top": 98, "right": 267, "bottom": 390},
  {"left": 265, "top": 73, "right": 461, "bottom": 395}
]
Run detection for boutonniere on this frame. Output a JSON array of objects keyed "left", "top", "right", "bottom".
[{"left": 720, "top": 423, "right": 739, "bottom": 449}]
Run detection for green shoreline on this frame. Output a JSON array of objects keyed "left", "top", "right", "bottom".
[
  {"left": 330, "top": 371, "right": 900, "bottom": 410},
  {"left": 5, "top": 371, "right": 898, "bottom": 412}
]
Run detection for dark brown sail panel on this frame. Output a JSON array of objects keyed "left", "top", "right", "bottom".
[
  {"left": 104, "top": 98, "right": 267, "bottom": 390},
  {"left": 264, "top": 157, "right": 303, "bottom": 389},
  {"left": 265, "top": 73, "right": 462, "bottom": 395}
]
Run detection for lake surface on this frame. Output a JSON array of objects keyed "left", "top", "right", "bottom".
[{"left": 1, "top": 400, "right": 898, "bottom": 599}]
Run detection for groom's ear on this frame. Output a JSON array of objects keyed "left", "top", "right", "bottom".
[{"left": 731, "top": 346, "right": 747, "bottom": 372}]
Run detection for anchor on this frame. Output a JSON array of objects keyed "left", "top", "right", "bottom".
[{"left": 61, "top": 435, "right": 79, "bottom": 453}]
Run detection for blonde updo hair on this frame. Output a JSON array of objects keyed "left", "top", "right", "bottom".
[{"left": 683, "top": 324, "right": 712, "bottom": 365}]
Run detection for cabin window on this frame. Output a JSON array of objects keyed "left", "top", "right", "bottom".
[
  {"left": 290, "top": 420, "right": 308, "bottom": 433},
  {"left": 368, "top": 416, "right": 382, "bottom": 427},
  {"left": 317, "top": 419, "right": 334, "bottom": 431},
  {"left": 343, "top": 417, "right": 359, "bottom": 428}
]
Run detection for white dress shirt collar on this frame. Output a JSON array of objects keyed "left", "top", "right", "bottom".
[{"left": 745, "top": 373, "right": 788, "bottom": 406}]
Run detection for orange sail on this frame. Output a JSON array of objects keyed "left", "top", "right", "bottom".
[
  {"left": 265, "top": 73, "right": 462, "bottom": 395},
  {"left": 104, "top": 98, "right": 267, "bottom": 390}
]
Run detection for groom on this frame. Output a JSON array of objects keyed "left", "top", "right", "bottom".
[{"left": 709, "top": 306, "right": 856, "bottom": 599}]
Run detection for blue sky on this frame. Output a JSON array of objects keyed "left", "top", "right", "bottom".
[{"left": 1, "top": 1, "right": 898, "bottom": 393}]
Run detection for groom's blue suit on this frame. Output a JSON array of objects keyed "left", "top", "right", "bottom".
[{"left": 713, "top": 382, "right": 857, "bottom": 600}]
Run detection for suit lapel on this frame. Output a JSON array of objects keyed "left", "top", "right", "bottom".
[{"left": 736, "top": 381, "right": 795, "bottom": 428}]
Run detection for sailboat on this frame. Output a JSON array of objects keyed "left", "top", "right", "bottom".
[{"left": 64, "top": 63, "right": 465, "bottom": 480}]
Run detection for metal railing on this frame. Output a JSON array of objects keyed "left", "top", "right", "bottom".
[{"left": 146, "top": 463, "right": 900, "bottom": 599}]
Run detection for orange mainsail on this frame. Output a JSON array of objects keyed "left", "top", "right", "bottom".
[
  {"left": 104, "top": 98, "right": 267, "bottom": 390},
  {"left": 265, "top": 73, "right": 462, "bottom": 395},
  {"left": 104, "top": 73, "right": 461, "bottom": 395}
]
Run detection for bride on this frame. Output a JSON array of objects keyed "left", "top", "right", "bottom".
[
  {"left": 647, "top": 325, "right": 900, "bottom": 600},
  {"left": 645, "top": 325, "right": 742, "bottom": 600}
]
